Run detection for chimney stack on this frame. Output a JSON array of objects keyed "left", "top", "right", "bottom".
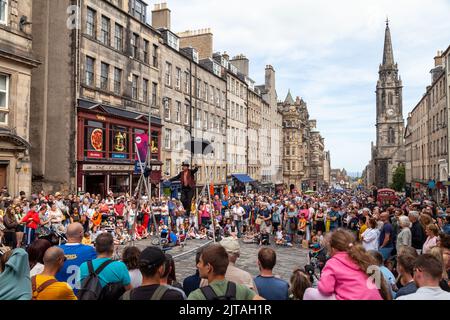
[
  {"left": 230, "top": 54, "right": 249, "bottom": 76},
  {"left": 434, "top": 50, "right": 443, "bottom": 67},
  {"left": 152, "top": 3, "right": 171, "bottom": 30},
  {"left": 431, "top": 50, "right": 444, "bottom": 83},
  {"left": 177, "top": 29, "right": 214, "bottom": 60}
]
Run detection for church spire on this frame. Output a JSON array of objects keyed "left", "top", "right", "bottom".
[
  {"left": 284, "top": 89, "right": 295, "bottom": 105},
  {"left": 382, "top": 18, "right": 395, "bottom": 67}
]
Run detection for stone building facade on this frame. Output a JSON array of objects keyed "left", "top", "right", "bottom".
[
  {"left": 0, "top": 0, "right": 39, "bottom": 196},
  {"left": 330, "top": 168, "right": 350, "bottom": 188},
  {"left": 225, "top": 59, "right": 248, "bottom": 176},
  {"left": 256, "top": 65, "right": 283, "bottom": 187},
  {"left": 246, "top": 87, "right": 263, "bottom": 181},
  {"left": 308, "top": 125, "right": 326, "bottom": 189},
  {"left": 31, "top": 0, "right": 164, "bottom": 196},
  {"left": 152, "top": 5, "right": 227, "bottom": 191},
  {"left": 323, "top": 151, "right": 331, "bottom": 186},
  {"left": 280, "top": 92, "right": 305, "bottom": 189},
  {"left": 444, "top": 46, "right": 450, "bottom": 198},
  {"left": 370, "top": 21, "right": 406, "bottom": 188},
  {"left": 279, "top": 91, "right": 329, "bottom": 190},
  {"left": 405, "top": 51, "right": 448, "bottom": 200}
]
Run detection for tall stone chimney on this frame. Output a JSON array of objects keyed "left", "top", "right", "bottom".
[
  {"left": 431, "top": 50, "right": 444, "bottom": 83},
  {"left": 434, "top": 50, "right": 443, "bottom": 67},
  {"left": 265, "top": 65, "right": 276, "bottom": 107},
  {"left": 152, "top": 3, "right": 171, "bottom": 30},
  {"left": 230, "top": 54, "right": 249, "bottom": 76},
  {"left": 177, "top": 29, "right": 213, "bottom": 60}
]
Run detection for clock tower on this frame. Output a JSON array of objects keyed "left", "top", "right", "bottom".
[{"left": 373, "top": 20, "right": 405, "bottom": 188}]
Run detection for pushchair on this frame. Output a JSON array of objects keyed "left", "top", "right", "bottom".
[{"left": 305, "top": 245, "right": 328, "bottom": 283}]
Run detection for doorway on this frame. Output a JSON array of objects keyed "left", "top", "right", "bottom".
[
  {"left": 0, "top": 165, "right": 7, "bottom": 189},
  {"left": 85, "top": 175, "right": 106, "bottom": 198}
]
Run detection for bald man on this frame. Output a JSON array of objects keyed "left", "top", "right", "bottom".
[
  {"left": 56, "top": 223, "right": 96, "bottom": 293},
  {"left": 378, "top": 212, "right": 394, "bottom": 261},
  {"left": 31, "top": 247, "right": 77, "bottom": 300}
]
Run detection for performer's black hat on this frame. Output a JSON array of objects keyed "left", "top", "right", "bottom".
[{"left": 182, "top": 161, "right": 190, "bottom": 168}]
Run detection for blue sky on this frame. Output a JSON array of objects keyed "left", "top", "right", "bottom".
[{"left": 147, "top": 0, "right": 450, "bottom": 174}]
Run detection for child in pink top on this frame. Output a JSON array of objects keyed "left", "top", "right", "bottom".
[{"left": 306, "top": 229, "right": 391, "bottom": 300}]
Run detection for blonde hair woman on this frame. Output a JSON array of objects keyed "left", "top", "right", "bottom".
[{"left": 423, "top": 224, "right": 439, "bottom": 254}]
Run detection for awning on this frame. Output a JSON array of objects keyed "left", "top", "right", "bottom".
[{"left": 232, "top": 174, "right": 254, "bottom": 183}]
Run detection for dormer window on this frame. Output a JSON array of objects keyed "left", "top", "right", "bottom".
[
  {"left": 192, "top": 50, "right": 199, "bottom": 63},
  {"left": 213, "top": 62, "right": 221, "bottom": 77},
  {"left": 167, "top": 32, "right": 179, "bottom": 51},
  {"left": 130, "top": 0, "right": 146, "bottom": 23}
]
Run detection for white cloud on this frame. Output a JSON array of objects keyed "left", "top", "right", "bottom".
[{"left": 153, "top": 0, "right": 450, "bottom": 171}]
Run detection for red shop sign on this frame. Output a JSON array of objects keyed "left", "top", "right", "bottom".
[{"left": 87, "top": 151, "right": 103, "bottom": 158}]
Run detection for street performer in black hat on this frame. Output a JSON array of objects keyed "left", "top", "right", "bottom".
[{"left": 169, "top": 161, "right": 198, "bottom": 217}]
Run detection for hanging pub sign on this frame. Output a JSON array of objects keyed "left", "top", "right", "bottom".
[
  {"left": 87, "top": 127, "right": 104, "bottom": 158},
  {"left": 134, "top": 133, "right": 149, "bottom": 174}
]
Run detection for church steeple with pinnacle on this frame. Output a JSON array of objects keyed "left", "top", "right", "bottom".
[
  {"left": 382, "top": 18, "right": 395, "bottom": 67},
  {"left": 373, "top": 19, "right": 405, "bottom": 189},
  {"left": 284, "top": 89, "right": 295, "bottom": 105}
]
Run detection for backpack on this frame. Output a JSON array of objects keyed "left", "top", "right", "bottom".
[
  {"left": 31, "top": 275, "right": 58, "bottom": 300},
  {"left": 121, "top": 285, "right": 170, "bottom": 300},
  {"left": 77, "top": 259, "right": 124, "bottom": 300},
  {"left": 200, "top": 281, "right": 237, "bottom": 300}
]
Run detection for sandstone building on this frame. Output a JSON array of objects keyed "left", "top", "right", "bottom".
[
  {"left": 31, "top": 0, "right": 163, "bottom": 196},
  {"left": 279, "top": 91, "right": 329, "bottom": 190},
  {"left": 405, "top": 49, "right": 448, "bottom": 200},
  {"left": 0, "top": 0, "right": 39, "bottom": 195}
]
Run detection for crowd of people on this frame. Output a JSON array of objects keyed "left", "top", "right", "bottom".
[{"left": 0, "top": 185, "right": 450, "bottom": 300}]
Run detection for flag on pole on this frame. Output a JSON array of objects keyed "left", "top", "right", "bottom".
[{"left": 134, "top": 133, "right": 148, "bottom": 174}]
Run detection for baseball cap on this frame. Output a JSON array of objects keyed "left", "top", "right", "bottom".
[
  {"left": 220, "top": 237, "right": 240, "bottom": 255},
  {"left": 139, "top": 247, "right": 166, "bottom": 270}
]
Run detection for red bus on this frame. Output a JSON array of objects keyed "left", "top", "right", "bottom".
[{"left": 377, "top": 189, "right": 398, "bottom": 207}]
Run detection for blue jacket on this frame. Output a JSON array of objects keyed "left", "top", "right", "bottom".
[{"left": 443, "top": 223, "right": 450, "bottom": 235}]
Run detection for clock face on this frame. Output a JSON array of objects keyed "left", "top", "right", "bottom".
[{"left": 387, "top": 108, "right": 395, "bottom": 117}]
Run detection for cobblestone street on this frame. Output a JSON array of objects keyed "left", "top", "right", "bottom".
[{"left": 128, "top": 238, "right": 309, "bottom": 282}]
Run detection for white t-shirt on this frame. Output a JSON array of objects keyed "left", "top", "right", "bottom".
[
  {"left": 361, "top": 228, "right": 379, "bottom": 251},
  {"left": 128, "top": 209, "right": 136, "bottom": 226},
  {"left": 30, "top": 263, "right": 44, "bottom": 277},
  {"left": 128, "top": 269, "right": 143, "bottom": 289},
  {"left": 160, "top": 205, "right": 169, "bottom": 216},
  {"left": 233, "top": 206, "right": 245, "bottom": 221},
  {"left": 86, "top": 208, "right": 95, "bottom": 219},
  {"left": 276, "top": 231, "right": 283, "bottom": 240}
]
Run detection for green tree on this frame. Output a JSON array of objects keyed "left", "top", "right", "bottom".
[{"left": 390, "top": 165, "right": 405, "bottom": 191}]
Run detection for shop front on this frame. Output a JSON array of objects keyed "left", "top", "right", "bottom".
[{"left": 77, "top": 100, "right": 162, "bottom": 197}]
